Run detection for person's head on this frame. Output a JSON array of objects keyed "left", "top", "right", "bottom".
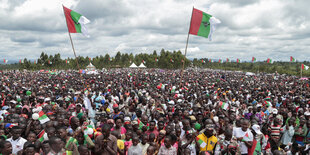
[
  {"left": 182, "top": 119, "right": 191, "bottom": 131},
  {"left": 149, "top": 121, "right": 156, "bottom": 131},
  {"left": 11, "top": 126, "right": 22, "bottom": 140},
  {"left": 70, "top": 116, "right": 80, "bottom": 130},
  {"left": 157, "top": 121, "right": 164, "bottom": 131},
  {"left": 164, "top": 135, "right": 172, "bottom": 148},
  {"left": 125, "top": 130, "right": 133, "bottom": 141},
  {"left": 46, "top": 127, "right": 56, "bottom": 138},
  {"left": 57, "top": 127, "right": 67, "bottom": 140},
  {"left": 132, "top": 135, "right": 140, "bottom": 146},
  {"left": 27, "top": 132, "right": 37, "bottom": 143},
  {"left": 204, "top": 119, "right": 214, "bottom": 137},
  {"left": 23, "top": 144, "right": 36, "bottom": 155},
  {"left": 146, "top": 145, "right": 156, "bottom": 155},
  {"left": 0, "top": 141, "right": 12, "bottom": 155},
  {"left": 115, "top": 117, "right": 123, "bottom": 128},
  {"left": 41, "top": 141, "right": 51, "bottom": 154},
  {"left": 241, "top": 119, "right": 249, "bottom": 132},
  {"left": 148, "top": 133, "right": 155, "bottom": 142},
  {"left": 101, "top": 123, "right": 111, "bottom": 139},
  {"left": 141, "top": 134, "right": 148, "bottom": 145},
  {"left": 48, "top": 137, "right": 63, "bottom": 153},
  {"left": 78, "top": 145, "right": 89, "bottom": 155},
  {"left": 224, "top": 129, "right": 233, "bottom": 141}
]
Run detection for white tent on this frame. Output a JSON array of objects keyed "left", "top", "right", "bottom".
[
  {"left": 129, "top": 63, "right": 138, "bottom": 68},
  {"left": 86, "top": 63, "right": 96, "bottom": 71},
  {"left": 139, "top": 63, "right": 146, "bottom": 68}
]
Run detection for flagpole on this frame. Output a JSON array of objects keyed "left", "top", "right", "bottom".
[
  {"left": 180, "top": 6, "right": 194, "bottom": 87},
  {"left": 301, "top": 64, "right": 302, "bottom": 78},
  {"left": 62, "top": 5, "right": 86, "bottom": 89}
]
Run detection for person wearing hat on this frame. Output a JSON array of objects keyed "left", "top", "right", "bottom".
[
  {"left": 214, "top": 129, "right": 240, "bottom": 155},
  {"left": 248, "top": 124, "right": 266, "bottom": 155}
]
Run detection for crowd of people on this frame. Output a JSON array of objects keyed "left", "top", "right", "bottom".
[{"left": 0, "top": 68, "right": 309, "bottom": 155}]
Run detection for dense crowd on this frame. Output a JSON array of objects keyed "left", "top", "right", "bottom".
[{"left": 0, "top": 68, "right": 309, "bottom": 155}]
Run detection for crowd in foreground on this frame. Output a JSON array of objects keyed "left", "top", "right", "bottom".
[{"left": 0, "top": 68, "right": 309, "bottom": 155}]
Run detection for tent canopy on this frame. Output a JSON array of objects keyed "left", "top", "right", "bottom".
[
  {"left": 139, "top": 63, "right": 146, "bottom": 68},
  {"left": 129, "top": 63, "right": 138, "bottom": 68}
]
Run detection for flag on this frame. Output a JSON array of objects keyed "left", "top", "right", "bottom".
[
  {"left": 201, "top": 59, "right": 205, "bottom": 63},
  {"left": 66, "top": 60, "right": 69, "bottom": 64},
  {"left": 196, "top": 137, "right": 207, "bottom": 148},
  {"left": 89, "top": 58, "right": 91, "bottom": 61},
  {"left": 63, "top": 6, "right": 90, "bottom": 37},
  {"left": 189, "top": 8, "right": 221, "bottom": 41},
  {"left": 218, "top": 101, "right": 228, "bottom": 110},
  {"left": 290, "top": 56, "right": 295, "bottom": 62},
  {"left": 209, "top": 59, "right": 213, "bottom": 63},
  {"left": 170, "top": 59, "right": 174, "bottom": 63},
  {"left": 38, "top": 111, "right": 50, "bottom": 124},
  {"left": 249, "top": 139, "right": 262, "bottom": 155},
  {"left": 37, "top": 130, "right": 47, "bottom": 142},
  {"left": 137, "top": 119, "right": 149, "bottom": 130},
  {"left": 142, "top": 60, "right": 145, "bottom": 64},
  {"left": 155, "top": 58, "right": 158, "bottom": 62},
  {"left": 264, "top": 100, "right": 271, "bottom": 107},
  {"left": 3, "top": 59, "right": 8, "bottom": 63},
  {"left": 267, "top": 58, "right": 272, "bottom": 64},
  {"left": 302, "top": 64, "right": 309, "bottom": 70},
  {"left": 252, "top": 57, "right": 256, "bottom": 63},
  {"left": 34, "top": 60, "right": 36, "bottom": 64},
  {"left": 226, "top": 58, "right": 230, "bottom": 62},
  {"left": 236, "top": 59, "right": 240, "bottom": 63},
  {"left": 218, "top": 59, "right": 222, "bottom": 63},
  {"left": 19, "top": 59, "right": 23, "bottom": 64}
]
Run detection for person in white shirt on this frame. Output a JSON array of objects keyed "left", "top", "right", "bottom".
[
  {"left": 233, "top": 119, "right": 253, "bottom": 155},
  {"left": 6, "top": 126, "right": 27, "bottom": 154}
]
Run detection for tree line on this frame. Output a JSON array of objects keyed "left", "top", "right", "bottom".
[{"left": 0, "top": 49, "right": 309, "bottom": 76}]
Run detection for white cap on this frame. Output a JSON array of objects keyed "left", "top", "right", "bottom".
[
  {"left": 252, "top": 124, "right": 262, "bottom": 134},
  {"left": 272, "top": 109, "right": 278, "bottom": 114}
]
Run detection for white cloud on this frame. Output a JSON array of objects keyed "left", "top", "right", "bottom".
[{"left": 0, "top": 0, "right": 309, "bottom": 62}]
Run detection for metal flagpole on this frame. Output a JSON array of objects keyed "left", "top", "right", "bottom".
[{"left": 180, "top": 6, "right": 194, "bottom": 87}]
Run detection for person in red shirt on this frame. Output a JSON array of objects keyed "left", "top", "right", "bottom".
[{"left": 145, "top": 121, "right": 159, "bottom": 137}]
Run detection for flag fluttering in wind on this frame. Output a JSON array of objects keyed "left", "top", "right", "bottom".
[
  {"left": 218, "top": 59, "right": 222, "bottom": 63},
  {"left": 170, "top": 59, "right": 174, "bottom": 63},
  {"left": 201, "top": 59, "right": 205, "bottom": 63},
  {"left": 252, "top": 57, "right": 256, "bottom": 63},
  {"left": 3, "top": 59, "right": 8, "bottom": 64},
  {"left": 63, "top": 6, "right": 90, "bottom": 37},
  {"left": 155, "top": 58, "right": 158, "bottom": 62},
  {"left": 209, "top": 59, "right": 213, "bottom": 63},
  {"left": 19, "top": 59, "right": 24, "bottom": 64},
  {"left": 267, "top": 58, "right": 272, "bottom": 64},
  {"left": 226, "top": 58, "right": 230, "bottom": 63},
  {"left": 302, "top": 64, "right": 309, "bottom": 70},
  {"left": 236, "top": 59, "right": 240, "bottom": 63},
  {"left": 290, "top": 56, "right": 295, "bottom": 62},
  {"left": 189, "top": 8, "right": 221, "bottom": 41}
]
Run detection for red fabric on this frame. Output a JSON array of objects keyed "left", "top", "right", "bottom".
[
  {"left": 189, "top": 8, "right": 203, "bottom": 35},
  {"left": 63, "top": 6, "right": 77, "bottom": 33}
]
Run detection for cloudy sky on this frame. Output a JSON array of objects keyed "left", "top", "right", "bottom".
[{"left": 0, "top": 0, "right": 309, "bottom": 62}]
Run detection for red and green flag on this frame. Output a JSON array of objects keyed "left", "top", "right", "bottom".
[
  {"left": 155, "top": 58, "right": 158, "bottom": 62},
  {"left": 63, "top": 5, "right": 90, "bottom": 37},
  {"left": 252, "top": 57, "right": 256, "bottom": 63},
  {"left": 201, "top": 59, "right": 205, "bottom": 63},
  {"left": 196, "top": 137, "right": 207, "bottom": 148},
  {"left": 226, "top": 58, "right": 230, "bottom": 62},
  {"left": 236, "top": 59, "right": 240, "bottom": 63},
  {"left": 249, "top": 139, "right": 262, "bottom": 155},
  {"left": 3, "top": 59, "right": 8, "bottom": 63},
  {"left": 37, "top": 130, "right": 47, "bottom": 142},
  {"left": 170, "top": 59, "right": 174, "bottom": 63},
  {"left": 38, "top": 111, "right": 50, "bottom": 124},
  {"left": 218, "top": 59, "right": 222, "bottom": 63},
  {"left": 218, "top": 101, "right": 228, "bottom": 110},
  {"left": 189, "top": 8, "right": 221, "bottom": 41},
  {"left": 302, "top": 64, "right": 309, "bottom": 70},
  {"left": 267, "top": 58, "right": 272, "bottom": 64},
  {"left": 290, "top": 56, "right": 295, "bottom": 62},
  {"left": 209, "top": 59, "right": 213, "bottom": 63}
]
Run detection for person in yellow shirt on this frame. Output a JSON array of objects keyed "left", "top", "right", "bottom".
[
  {"left": 111, "top": 130, "right": 125, "bottom": 155},
  {"left": 196, "top": 119, "right": 218, "bottom": 154}
]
